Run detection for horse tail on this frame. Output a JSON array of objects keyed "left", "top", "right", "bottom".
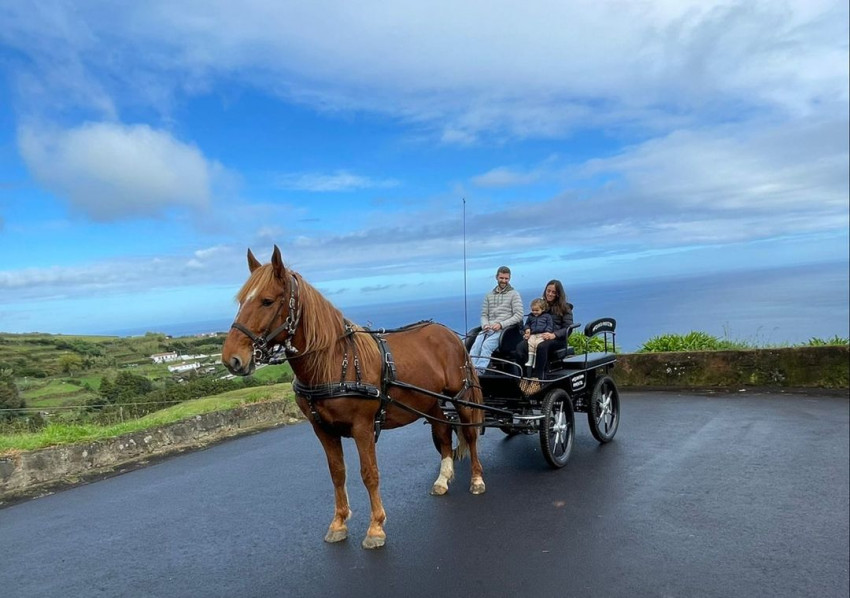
[
  {"left": 465, "top": 350, "right": 485, "bottom": 425},
  {"left": 452, "top": 349, "right": 484, "bottom": 462},
  {"left": 454, "top": 430, "right": 470, "bottom": 461}
]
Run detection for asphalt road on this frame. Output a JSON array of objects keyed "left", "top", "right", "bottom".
[{"left": 1, "top": 391, "right": 848, "bottom": 598}]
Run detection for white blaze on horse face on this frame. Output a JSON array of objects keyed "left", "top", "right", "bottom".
[{"left": 234, "top": 289, "right": 257, "bottom": 319}]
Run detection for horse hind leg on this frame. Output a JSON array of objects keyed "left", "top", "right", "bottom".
[
  {"left": 314, "top": 427, "right": 352, "bottom": 543},
  {"left": 457, "top": 404, "right": 486, "bottom": 495},
  {"left": 429, "top": 419, "right": 455, "bottom": 496},
  {"left": 447, "top": 356, "right": 485, "bottom": 494}
]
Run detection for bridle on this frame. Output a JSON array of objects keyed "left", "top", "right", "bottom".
[{"left": 230, "top": 274, "right": 302, "bottom": 365}]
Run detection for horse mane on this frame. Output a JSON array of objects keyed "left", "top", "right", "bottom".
[
  {"left": 237, "top": 264, "right": 380, "bottom": 382},
  {"left": 236, "top": 264, "right": 276, "bottom": 304}
]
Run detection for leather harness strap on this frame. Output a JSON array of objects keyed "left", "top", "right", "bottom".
[
  {"left": 295, "top": 329, "right": 396, "bottom": 443},
  {"left": 239, "top": 315, "right": 481, "bottom": 441}
]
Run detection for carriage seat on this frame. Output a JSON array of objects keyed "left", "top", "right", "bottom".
[
  {"left": 465, "top": 323, "right": 523, "bottom": 370},
  {"left": 549, "top": 323, "right": 581, "bottom": 362},
  {"left": 555, "top": 318, "right": 617, "bottom": 370}
]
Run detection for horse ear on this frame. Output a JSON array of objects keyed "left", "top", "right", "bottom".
[
  {"left": 271, "top": 244, "right": 286, "bottom": 280},
  {"left": 247, "top": 249, "right": 261, "bottom": 273}
]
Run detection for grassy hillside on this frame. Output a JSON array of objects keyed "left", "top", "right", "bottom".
[
  {"left": 0, "top": 331, "right": 234, "bottom": 411},
  {"left": 0, "top": 382, "right": 295, "bottom": 453}
]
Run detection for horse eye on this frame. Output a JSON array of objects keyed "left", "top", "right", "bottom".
[{"left": 261, "top": 298, "right": 274, "bottom": 307}]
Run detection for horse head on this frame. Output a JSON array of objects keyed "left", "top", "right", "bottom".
[{"left": 222, "top": 245, "right": 299, "bottom": 375}]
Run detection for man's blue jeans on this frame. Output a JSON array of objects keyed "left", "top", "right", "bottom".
[{"left": 470, "top": 329, "right": 503, "bottom": 371}]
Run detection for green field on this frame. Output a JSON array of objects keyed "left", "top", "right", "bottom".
[{"left": 0, "top": 383, "right": 295, "bottom": 453}]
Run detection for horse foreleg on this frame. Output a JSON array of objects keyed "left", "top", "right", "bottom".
[
  {"left": 429, "top": 419, "right": 455, "bottom": 496},
  {"left": 352, "top": 424, "right": 387, "bottom": 549},
  {"left": 314, "top": 427, "right": 351, "bottom": 543}
]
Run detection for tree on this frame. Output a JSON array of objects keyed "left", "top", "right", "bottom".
[
  {"left": 100, "top": 371, "right": 154, "bottom": 404},
  {"left": 59, "top": 353, "right": 84, "bottom": 375},
  {"left": 0, "top": 376, "right": 25, "bottom": 421},
  {"left": 98, "top": 377, "right": 115, "bottom": 404}
]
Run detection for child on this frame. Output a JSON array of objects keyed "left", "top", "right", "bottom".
[{"left": 522, "top": 297, "right": 554, "bottom": 369}]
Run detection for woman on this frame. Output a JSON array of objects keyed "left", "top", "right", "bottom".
[{"left": 515, "top": 279, "right": 574, "bottom": 380}]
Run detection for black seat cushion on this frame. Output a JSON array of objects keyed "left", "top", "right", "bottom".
[
  {"left": 559, "top": 352, "right": 617, "bottom": 370},
  {"left": 552, "top": 346, "right": 576, "bottom": 360}
]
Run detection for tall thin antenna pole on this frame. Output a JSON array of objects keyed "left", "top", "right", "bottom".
[{"left": 463, "top": 198, "right": 468, "bottom": 334}]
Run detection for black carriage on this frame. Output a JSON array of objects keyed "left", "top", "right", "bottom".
[{"left": 462, "top": 317, "right": 621, "bottom": 468}]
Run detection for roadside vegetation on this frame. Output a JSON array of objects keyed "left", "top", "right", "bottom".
[
  {"left": 0, "top": 383, "right": 294, "bottom": 453},
  {"left": 636, "top": 332, "right": 849, "bottom": 353},
  {"left": 0, "top": 329, "right": 847, "bottom": 453}
]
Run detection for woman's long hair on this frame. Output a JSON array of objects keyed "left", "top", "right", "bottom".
[{"left": 543, "top": 279, "right": 572, "bottom": 318}]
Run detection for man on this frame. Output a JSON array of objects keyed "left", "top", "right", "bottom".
[{"left": 469, "top": 266, "right": 524, "bottom": 373}]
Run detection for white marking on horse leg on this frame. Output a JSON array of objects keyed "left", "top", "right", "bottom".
[
  {"left": 324, "top": 485, "right": 352, "bottom": 543},
  {"left": 344, "top": 485, "right": 351, "bottom": 520},
  {"left": 430, "top": 457, "right": 454, "bottom": 496}
]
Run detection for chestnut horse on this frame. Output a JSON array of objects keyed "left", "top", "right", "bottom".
[{"left": 221, "top": 246, "right": 486, "bottom": 549}]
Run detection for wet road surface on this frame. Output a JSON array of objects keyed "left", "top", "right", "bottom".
[{"left": 1, "top": 390, "right": 848, "bottom": 598}]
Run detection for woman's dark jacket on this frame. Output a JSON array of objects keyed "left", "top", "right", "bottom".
[{"left": 550, "top": 307, "right": 574, "bottom": 342}]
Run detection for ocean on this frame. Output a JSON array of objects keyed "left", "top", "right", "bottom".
[{"left": 111, "top": 261, "right": 849, "bottom": 352}]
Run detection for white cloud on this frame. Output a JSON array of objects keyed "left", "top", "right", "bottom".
[
  {"left": 3, "top": 1, "right": 846, "bottom": 140},
  {"left": 17, "top": 122, "right": 220, "bottom": 221},
  {"left": 193, "top": 245, "right": 229, "bottom": 260},
  {"left": 581, "top": 117, "right": 849, "bottom": 214},
  {"left": 274, "top": 170, "right": 399, "bottom": 192},
  {"left": 0, "top": 246, "right": 248, "bottom": 301},
  {"left": 471, "top": 167, "right": 542, "bottom": 188}
]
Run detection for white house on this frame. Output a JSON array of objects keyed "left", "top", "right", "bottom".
[
  {"left": 150, "top": 352, "right": 179, "bottom": 364},
  {"left": 168, "top": 362, "right": 201, "bottom": 374}
]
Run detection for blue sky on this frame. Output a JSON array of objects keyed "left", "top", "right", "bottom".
[{"left": 0, "top": 0, "right": 848, "bottom": 335}]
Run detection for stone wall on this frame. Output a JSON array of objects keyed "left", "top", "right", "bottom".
[
  {"left": 616, "top": 345, "right": 849, "bottom": 390},
  {"left": 0, "top": 400, "right": 305, "bottom": 505}
]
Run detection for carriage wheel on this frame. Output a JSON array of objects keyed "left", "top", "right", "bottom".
[
  {"left": 539, "top": 388, "right": 575, "bottom": 469},
  {"left": 587, "top": 376, "right": 620, "bottom": 443}
]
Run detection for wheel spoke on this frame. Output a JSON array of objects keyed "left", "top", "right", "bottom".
[
  {"left": 540, "top": 389, "right": 574, "bottom": 467},
  {"left": 552, "top": 402, "right": 566, "bottom": 447},
  {"left": 557, "top": 420, "right": 571, "bottom": 453},
  {"left": 588, "top": 376, "right": 619, "bottom": 443}
]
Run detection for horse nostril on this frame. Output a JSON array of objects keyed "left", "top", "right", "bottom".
[{"left": 230, "top": 356, "right": 242, "bottom": 372}]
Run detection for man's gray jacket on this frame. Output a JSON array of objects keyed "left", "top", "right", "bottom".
[{"left": 480, "top": 285, "right": 524, "bottom": 329}]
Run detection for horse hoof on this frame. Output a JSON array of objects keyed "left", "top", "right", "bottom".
[
  {"left": 324, "top": 529, "right": 348, "bottom": 543},
  {"left": 430, "top": 484, "right": 448, "bottom": 496},
  {"left": 470, "top": 481, "right": 486, "bottom": 495},
  {"left": 362, "top": 535, "right": 386, "bottom": 549}
]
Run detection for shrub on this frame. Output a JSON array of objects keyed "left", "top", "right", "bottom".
[
  {"left": 637, "top": 331, "right": 746, "bottom": 353},
  {"left": 98, "top": 371, "right": 154, "bottom": 404},
  {"left": 804, "top": 335, "right": 849, "bottom": 346},
  {"left": 53, "top": 339, "right": 105, "bottom": 357},
  {"left": 568, "top": 331, "right": 609, "bottom": 354},
  {"left": 0, "top": 377, "right": 26, "bottom": 421}
]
